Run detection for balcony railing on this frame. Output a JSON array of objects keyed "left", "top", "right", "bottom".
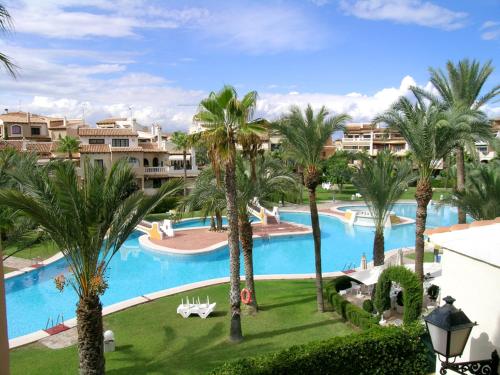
[{"left": 144, "top": 166, "right": 169, "bottom": 174}]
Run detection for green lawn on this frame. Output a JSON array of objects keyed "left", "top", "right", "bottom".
[
  {"left": 145, "top": 210, "right": 206, "bottom": 222},
  {"left": 4, "top": 240, "right": 59, "bottom": 261},
  {"left": 405, "top": 252, "right": 435, "bottom": 263},
  {"left": 11, "top": 280, "right": 353, "bottom": 375},
  {"left": 3, "top": 267, "right": 15, "bottom": 274}
]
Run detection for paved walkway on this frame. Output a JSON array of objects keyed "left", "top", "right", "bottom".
[
  {"left": 150, "top": 221, "right": 311, "bottom": 252},
  {"left": 3, "top": 256, "right": 36, "bottom": 270}
]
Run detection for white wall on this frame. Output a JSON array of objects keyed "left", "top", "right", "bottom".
[{"left": 437, "top": 249, "right": 500, "bottom": 373}]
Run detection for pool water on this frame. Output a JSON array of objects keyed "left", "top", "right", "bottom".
[{"left": 5, "top": 203, "right": 461, "bottom": 339}]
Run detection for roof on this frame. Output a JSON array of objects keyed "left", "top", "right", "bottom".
[
  {"left": 26, "top": 142, "right": 53, "bottom": 155},
  {"left": 427, "top": 218, "right": 500, "bottom": 267},
  {"left": 78, "top": 128, "right": 137, "bottom": 136},
  {"left": 0, "top": 140, "right": 22, "bottom": 151},
  {"left": 79, "top": 144, "right": 110, "bottom": 153},
  {"left": 0, "top": 111, "right": 55, "bottom": 124},
  {"left": 110, "top": 147, "right": 143, "bottom": 152},
  {"left": 96, "top": 117, "right": 127, "bottom": 125},
  {"left": 139, "top": 143, "right": 168, "bottom": 153}
]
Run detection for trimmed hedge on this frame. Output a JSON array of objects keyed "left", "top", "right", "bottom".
[
  {"left": 325, "top": 277, "right": 378, "bottom": 330},
  {"left": 211, "top": 325, "right": 432, "bottom": 375},
  {"left": 374, "top": 266, "right": 423, "bottom": 325}
]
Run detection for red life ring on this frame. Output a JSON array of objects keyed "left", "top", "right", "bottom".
[{"left": 240, "top": 288, "right": 252, "bottom": 304}]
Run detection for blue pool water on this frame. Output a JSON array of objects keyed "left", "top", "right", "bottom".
[{"left": 5, "top": 203, "right": 461, "bottom": 339}]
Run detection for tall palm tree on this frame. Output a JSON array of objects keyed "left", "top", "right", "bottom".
[
  {"left": 0, "top": 5, "right": 18, "bottom": 371},
  {"left": 351, "top": 150, "right": 415, "bottom": 266},
  {"left": 0, "top": 159, "right": 181, "bottom": 374},
  {"left": 171, "top": 131, "right": 190, "bottom": 196},
  {"left": 57, "top": 135, "right": 80, "bottom": 160},
  {"left": 236, "top": 154, "right": 299, "bottom": 314},
  {"left": 276, "top": 105, "right": 350, "bottom": 311},
  {"left": 414, "top": 59, "right": 499, "bottom": 223},
  {"left": 444, "top": 160, "right": 500, "bottom": 220},
  {"left": 194, "top": 85, "right": 265, "bottom": 342},
  {"left": 238, "top": 130, "right": 265, "bottom": 182},
  {"left": 375, "top": 95, "right": 478, "bottom": 280}
]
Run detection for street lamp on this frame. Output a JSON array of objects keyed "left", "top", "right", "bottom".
[{"left": 424, "top": 296, "right": 499, "bottom": 375}]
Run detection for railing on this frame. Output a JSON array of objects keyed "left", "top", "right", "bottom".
[
  {"left": 144, "top": 166, "right": 169, "bottom": 174},
  {"left": 143, "top": 166, "right": 198, "bottom": 176}
]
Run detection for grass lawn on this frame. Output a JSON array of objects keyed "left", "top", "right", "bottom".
[
  {"left": 11, "top": 279, "right": 353, "bottom": 375},
  {"left": 4, "top": 240, "right": 59, "bottom": 261},
  {"left": 405, "top": 252, "right": 435, "bottom": 263},
  {"left": 145, "top": 210, "right": 206, "bottom": 222},
  {"left": 3, "top": 266, "right": 15, "bottom": 274},
  {"left": 400, "top": 187, "right": 452, "bottom": 201},
  {"left": 302, "top": 184, "right": 364, "bottom": 202}
]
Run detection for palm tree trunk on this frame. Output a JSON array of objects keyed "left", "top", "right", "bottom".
[
  {"left": 183, "top": 150, "right": 187, "bottom": 196},
  {"left": 215, "top": 210, "right": 223, "bottom": 231},
  {"left": 373, "top": 227, "right": 385, "bottom": 266},
  {"left": 250, "top": 156, "right": 257, "bottom": 183},
  {"left": 308, "top": 188, "right": 324, "bottom": 312},
  {"left": 224, "top": 144, "right": 243, "bottom": 342},
  {"left": 0, "top": 237, "right": 10, "bottom": 375},
  {"left": 239, "top": 216, "right": 258, "bottom": 314},
  {"left": 76, "top": 295, "right": 105, "bottom": 375},
  {"left": 210, "top": 215, "right": 216, "bottom": 231},
  {"left": 414, "top": 179, "right": 433, "bottom": 281},
  {"left": 455, "top": 146, "right": 466, "bottom": 224}
]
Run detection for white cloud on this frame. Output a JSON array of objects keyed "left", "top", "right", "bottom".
[
  {"left": 480, "top": 20, "right": 500, "bottom": 40},
  {"left": 339, "top": 0, "right": 467, "bottom": 31}
]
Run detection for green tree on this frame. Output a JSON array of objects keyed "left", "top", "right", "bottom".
[
  {"left": 236, "top": 154, "right": 299, "bottom": 313},
  {"left": 375, "top": 95, "right": 477, "bottom": 280},
  {"left": 0, "top": 4, "right": 17, "bottom": 77},
  {"left": 276, "top": 105, "right": 350, "bottom": 311},
  {"left": 415, "top": 59, "right": 498, "bottom": 223},
  {"left": 351, "top": 150, "right": 415, "bottom": 266},
  {"left": 171, "top": 131, "right": 191, "bottom": 196},
  {"left": 0, "top": 159, "right": 181, "bottom": 374},
  {"left": 445, "top": 160, "right": 500, "bottom": 220},
  {"left": 323, "top": 151, "right": 354, "bottom": 192},
  {"left": 194, "top": 85, "right": 265, "bottom": 341},
  {"left": 57, "top": 135, "right": 80, "bottom": 160}
]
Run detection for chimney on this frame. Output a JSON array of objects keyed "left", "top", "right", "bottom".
[
  {"left": 27, "top": 112, "right": 31, "bottom": 124},
  {"left": 63, "top": 116, "right": 67, "bottom": 128}
]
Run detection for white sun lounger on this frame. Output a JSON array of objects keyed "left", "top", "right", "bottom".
[{"left": 177, "top": 297, "right": 216, "bottom": 319}]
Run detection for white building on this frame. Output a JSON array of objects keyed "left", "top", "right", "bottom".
[{"left": 428, "top": 219, "right": 500, "bottom": 374}]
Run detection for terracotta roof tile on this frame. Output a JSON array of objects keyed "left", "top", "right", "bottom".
[
  {"left": 96, "top": 117, "right": 127, "bottom": 125},
  {"left": 425, "top": 217, "right": 500, "bottom": 236},
  {"left": 110, "top": 147, "right": 143, "bottom": 152},
  {"left": 78, "top": 128, "right": 137, "bottom": 136},
  {"left": 0, "top": 140, "right": 22, "bottom": 151},
  {"left": 26, "top": 142, "right": 53, "bottom": 154},
  {"left": 0, "top": 111, "right": 59, "bottom": 124},
  {"left": 79, "top": 144, "right": 110, "bottom": 153}
]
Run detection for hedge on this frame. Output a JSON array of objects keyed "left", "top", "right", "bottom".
[
  {"left": 325, "top": 277, "right": 378, "bottom": 330},
  {"left": 211, "top": 324, "right": 432, "bottom": 375},
  {"left": 374, "top": 266, "right": 423, "bottom": 325}
]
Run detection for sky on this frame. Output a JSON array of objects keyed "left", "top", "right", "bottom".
[{"left": 0, "top": 0, "right": 499, "bottom": 131}]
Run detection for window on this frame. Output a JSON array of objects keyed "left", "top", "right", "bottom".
[
  {"left": 128, "top": 157, "right": 139, "bottom": 166},
  {"left": 31, "top": 127, "right": 41, "bottom": 136},
  {"left": 112, "top": 138, "right": 129, "bottom": 147},
  {"left": 143, "top": 158, "right": 149, "bottom": 167},
  {"left": 153, "top": 179, "right": 161, "bottom": 188},
  {"left": 89, "top": 139, "right": 105, "bottom": 144},
  {"left": 94, "top": 159, "right": 104, "bottom": 168},
  {"left": 11, "top": 125, "right": 21, "bottom": 135}
]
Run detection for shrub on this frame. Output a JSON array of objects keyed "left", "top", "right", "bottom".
[
  {"left": 362, "top": 299, "right": 374, "bottom": 313},
  {"left": 325, "top": 278, "right": 378, "bottom": 329},
  {"left": 374, "top": 266, "right": 423, "bottom": 325},
  {"left": 150, "top": 196, "right": 178, "bottom": 214},
  {"left": 211, "top": 324, "right": 433, "bottom": 375}
]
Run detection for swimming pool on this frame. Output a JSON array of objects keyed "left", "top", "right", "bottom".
[{"left": 5, "top": 203, "right": 462, "bottom": 339}]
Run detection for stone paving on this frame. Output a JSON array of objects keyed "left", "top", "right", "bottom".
[{"left": 3, "top": 256, "right": 35, "bottom": 270}]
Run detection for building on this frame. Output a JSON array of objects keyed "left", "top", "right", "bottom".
[
  {"left": 336, "top": 122, "right": 408, "bottom": 156},
  {"left": 476, "top": 118, "right": 500, "bottom": 163},
  {"left": 427, "top": 220, "right": 500, "bottom": 374},
  {"left": 78, "top": 126, "right": 198, "bottom": 195}
]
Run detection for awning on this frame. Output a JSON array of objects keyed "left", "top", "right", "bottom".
[
  {"left": 169, "top": 154, "right": 190, "bottom": 161},
  {"left": 349, "top": 265, "right": 384, "bottom": 285}
]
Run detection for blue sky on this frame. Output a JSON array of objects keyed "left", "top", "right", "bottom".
[{"left": 0, "top": 0, "right": 499, "bottom": 130}]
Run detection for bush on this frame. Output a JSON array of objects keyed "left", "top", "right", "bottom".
[
  {"left": 374, "top": 266, "right": 423, "bottom": 325},
  {"left": 150, "top": 196, "right": 178, "bottom": 214},
  {"left": 211, "top": 324, "right": 433, "bottom": 375},
  {"left": 362, "top": 299, "right": 374, "bottom": 313},
  {"left": 325, "top": 278, "right": 378, "bottom": 329}
]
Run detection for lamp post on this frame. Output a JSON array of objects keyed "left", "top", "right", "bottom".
[{"left": 424, "top": 296, "right": 499, "bottom": 375}]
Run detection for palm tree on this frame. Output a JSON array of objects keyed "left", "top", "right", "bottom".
[
  {"left": 194, "top": 85, "right": 265, "bottom": 342},
  {"left": 276, "top": 105, "right": 350, "bottom": 312},
  {"left": 0, "top": 159, "right": 181, "bottom": 374},
  {"left": 179, "top": 167, "right": 226, "bottom": 231},
  {"left": 375, "top": 95, "right": 478, "bottom": 280},
  {"left": 57, "top": 135, "right": 80, "bottom": 160},
  {"left": 444, "top": 160, "right": 500, "bottom": 220},
  {"left": 236, "top": 154, "right": 299, "bottom": 314},
  {"left": 238, "top": 130, "right": 265, "bottom": 182},
  {"left": 351, "top": 150, "right": 415, "bottom": 266},
  {"left": 414, "top": 59, "right": 499, "bottom": 223},
  {"left": 171, "top": 131, "right": 190, "bottom": 196},
  {"left": 0, "top": 4, "right": 17, "bottom": 77}
]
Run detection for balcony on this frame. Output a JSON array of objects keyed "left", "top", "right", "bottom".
[
  {"left": 341, "top": 138, "right": 371, "bottom": 147},
  {"left": 143, "top": 166, "right": 199, "bottom": 177},
  {"left": 144, "top": 166, "right": 169, "bottom": 175}
]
